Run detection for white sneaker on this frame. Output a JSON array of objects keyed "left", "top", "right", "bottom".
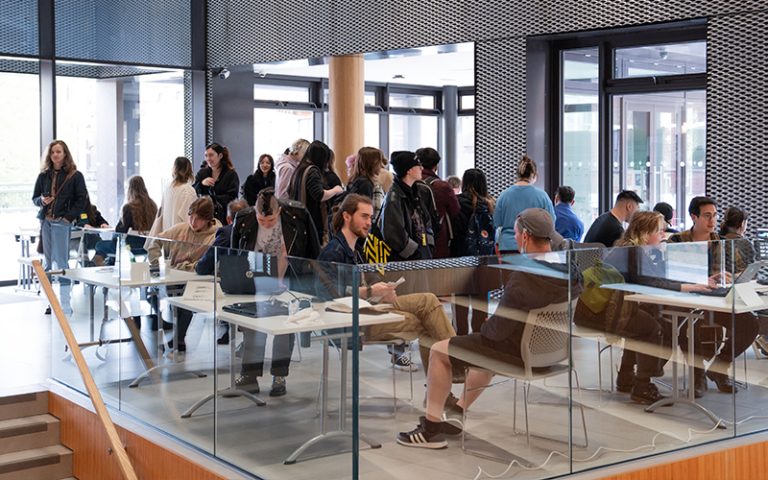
[{"left": 392, "top": 354, "right": 419, "bottom": 372}]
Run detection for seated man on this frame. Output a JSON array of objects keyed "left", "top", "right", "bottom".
[
  {"left": 231, "top": 188, "right": 319, "bottom": 396},
  {"left": 668, "top": 196, "right": 760, "bottom": 397},
  {"left": 397, "top": 208, "right": 573, "bottom": 449},
  {"left": 317, "top": 194, "right": 456, "bottom": 377},
  {"left": 147, "top": 197, "right": 220, "bottom": 352}
]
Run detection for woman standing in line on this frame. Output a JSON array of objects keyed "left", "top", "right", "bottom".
[
  {"left": 494, "top": 155, "right": 556, "bottom": 253},
  {"left": 241, "top": 153, "right": 275, "bottom": 206},
  {"left": 194, "top": 143, "right": 240, "bottom": 225},
  {"left": 32, "top": 140, "right": 88, "bottom": 313},
  {"left": 347, "top": 147, "right": 387, "bottom": 219}
]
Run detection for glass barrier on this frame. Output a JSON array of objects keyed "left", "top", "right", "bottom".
[{"left": 45, "top": 228, "right": 768, "bottom": 480}]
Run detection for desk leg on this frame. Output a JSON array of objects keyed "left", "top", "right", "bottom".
[
  {"left": 180, "top": 323, "right": 266, "bottom": 418},
  {"left": 646, "top": 312, "right": 726, "bottom": 429},
  {"left": 284, "top": 334, "right": 381, "bottom": 465}
]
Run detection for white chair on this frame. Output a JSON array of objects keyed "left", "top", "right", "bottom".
[{"left": 459, "top": 301, "right": 588, "bottom": 460}]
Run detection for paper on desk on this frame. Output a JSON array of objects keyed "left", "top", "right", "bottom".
[
  {"left": 182, "top": 280, "right": 224, "bottom": 301},
  {"left": 600, "top": 283, "right": 689, "bottom": 296},
  {"left": 326, "top": 296, "right": 393, "bottom": 314}
]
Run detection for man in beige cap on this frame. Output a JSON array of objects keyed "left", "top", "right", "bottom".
[{"left": 397, "top": 208, "right": 574, "bottom": 449}]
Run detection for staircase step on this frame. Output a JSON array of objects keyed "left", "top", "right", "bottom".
[
  {"left": 0, "top": 392, "right": 47, "bottom": 421},
  {"left": 0, "top": 414, "right": 60, "bottom": 455},
  {"left": 0, "top": 445, "right": 72, "bottom": 480}
]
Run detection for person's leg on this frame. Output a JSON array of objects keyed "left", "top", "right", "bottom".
[
  {"left": 708, "top": 312, "right": 759, "bottom": 392},
  {"left": 394, "top": 293, "right": 456, "bottom": 341},
  {"left": 174, "top": 308, "right": 193, "bottom": 351},
  {"left": 268, "top": 333, "right": 295, "bottom": 396},
  {"left": 625, "top": 310, "right": 666, "bottom": 404},
  {"left": 92, "top": 239, "right": 117, "bottom": 266},
  {"left": 49, "top": 220, "right": 72, "bottom": 310},
  {"left": 425, "top": 339, "right": 454, "bottom": 422},
  {"left": 469, "top": 295, "right": 488, "bottom": 333},
  {"left": 241, "top": 329, "right": 267, "bottom": 377},
  {"left": 41, "top": 219, "right": 53, "bottom": 271},
  {"left": 454, "top": 303, "right": 470, "bottom": 336}
]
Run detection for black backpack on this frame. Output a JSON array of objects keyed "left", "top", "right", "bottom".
[
  {"left": 464, "top": 200, "right": 495, "bottom": 256},
  {"left": 231, "top": 207, "right": 259, "bottom": 250},
  {"left": 417, "top": 178, "right": 447, "bottom": 243}
]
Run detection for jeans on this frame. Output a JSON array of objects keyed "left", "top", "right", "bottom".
[{"left": 41, "top": 218, "right": 72, "bottom": 280}]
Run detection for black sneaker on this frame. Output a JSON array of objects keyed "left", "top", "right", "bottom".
[
  {"left": 630, "top": 382, "right": 665, "bottom": 405},
  {"left": 233, "top": 373, "right": 260, "bottom": 394},
  {"left": 44, "top": 306, "right": 51, "bottom": 315},
  {"left": 707, "top": 370, "right": 737, "bottom": 393},
  {"left": 396, "top": 417, "right": 447, "bottom": 449},
  {"left": 392, "top": 354, "right": 419, "bottom": 372},
  {"left": 217, "top": 330, "right": 230, "bottom": 345},
  {"left": 270, "top": 376, "right": 287, "bottom": 397},
  {"left": 440, "top": 410, "right": 463, "bottom": 435}
]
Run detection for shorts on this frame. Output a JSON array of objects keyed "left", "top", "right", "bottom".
[{"left": 447, "top": 333, "right": 523, "bottom": 376}]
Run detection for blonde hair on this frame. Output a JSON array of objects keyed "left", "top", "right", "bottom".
[{"left": 617, "top": 211, "right": 664, "bottom": 247}]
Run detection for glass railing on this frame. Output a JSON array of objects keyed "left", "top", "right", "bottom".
[{"left": 44, "top": 224, "right": 768, "bottom": 479}]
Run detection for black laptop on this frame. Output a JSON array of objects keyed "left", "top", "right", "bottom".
[
  {"left": 222, "top": 299, "right": 289, "bottom": 318},
  {"left": 219, "top": 252, "right": 278, "bottom": 295}
]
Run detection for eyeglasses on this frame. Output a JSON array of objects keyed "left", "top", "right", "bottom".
[{"left": 698, "top": 213, "right": 719, "bottom": 220}]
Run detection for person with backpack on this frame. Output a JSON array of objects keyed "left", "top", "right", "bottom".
[
  {"left": 378, "top": 151, "right": 435, "bottom": 262},
  {"left": 451, "top": 168, "right": 496, "bottom": 335},
  {"left": 415, "top": 148, "right": 459, "bottom": 258}
]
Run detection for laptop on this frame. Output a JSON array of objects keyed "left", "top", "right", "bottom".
[
  {"left": 219, "top": 252, "right": 278, "bottom": 295},
  {"left": 222, "top": 299, "right": 289, "bottom": 318},
  {"left": 698, "top": 261, "right": 767, "bottom": 297}
]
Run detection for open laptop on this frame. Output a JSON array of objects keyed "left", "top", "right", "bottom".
[
  {"left": 698, "top": 260, "right": 767, "bottom": 297},
  {"left": 219, "top": 252, "right": 278, "bottom": 295}
]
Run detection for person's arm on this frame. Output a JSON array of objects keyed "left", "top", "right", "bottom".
[
  {"left": 192, "top": 168, "right": 210, "bottom": 196},
  {"left": 115, "top": 205, "right": 132, "bottom": 233},
  {"left": 439, "top": 182, "right": 461, "bottom": 217},
  {"left": 147, "top": 227, "right": 173, "bottom": 266},
  {"left": 64, "top": 172, "right": 88, "bottom": 222},
  {"left": 32, "top": 174, "right": 46, "bottom": 207},
  {"left": 195, "top": 226, "right": 230, "bottom": 275},
  {"left": 211, "top": 169, "right": 240, "bottom": 209},
  {"left": 379, "top": 196, "right": 418, "bottom": 259}
]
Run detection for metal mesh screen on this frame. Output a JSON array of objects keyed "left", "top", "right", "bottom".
[
  {"left": 707, "top": 10, "right": 768, "bottom": 233},
  {"left": 0, "top": 0, "right": 38, "bottom": 56},
  {"left": 55, "top": 0, "right": 191, "bottom": 67}
]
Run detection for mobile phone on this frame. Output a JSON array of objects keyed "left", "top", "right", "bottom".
[{"left": 387, "top": 276, "right": 406, "bottom": 288}]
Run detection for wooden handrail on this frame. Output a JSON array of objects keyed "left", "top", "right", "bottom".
[{"left": 33, "top": 260, "right": 139, "bottom": 480}]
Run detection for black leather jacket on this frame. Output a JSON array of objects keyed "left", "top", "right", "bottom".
[
  {"left": 230, "top": 199, "right": 320, "bottom": 261},
  {"left": 193, "top": 167, "right": 240, "bottom": 224},
  {"left": 32, "top": 169, "right": 88, "bottom": 222},
  {"left": 378, "top": 178, "right": 434, "bottom": 261}
]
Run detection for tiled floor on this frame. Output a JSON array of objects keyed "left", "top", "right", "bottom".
[{"left": 4, "top": 283, "right": 768, "bottom": 479}]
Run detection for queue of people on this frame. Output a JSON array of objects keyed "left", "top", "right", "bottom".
[{"left": 32, "top": 138, "right": 764, "bottom": 452}]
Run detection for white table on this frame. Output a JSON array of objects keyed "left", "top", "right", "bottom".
[
  {"left": 172, "top": 293, "right": 403, "bottom": 465},
  {"left": 61, "top": 266, "right": 213, "bottom": 369},
  {"left": 604, "top": 281, "right": 768, "bottom": 427}
]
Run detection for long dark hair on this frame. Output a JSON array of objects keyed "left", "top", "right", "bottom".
[
  {"left": 206, "top": 142, "right": 233, "bottom": 170},
  {"left": 125, "top": 175, "right": 158, "bottom": 231},
  {"left": 719, "top": 207, "right": 748, "bottom": 236},
  {"left": 256, "top": 153, "right": 275, "bottom": 179},
  {"left": 461, "top": 168, "right": 495, "bottom": 214},
  {"left": 299, "top": 140, "right": 331, "bottom": 171}
]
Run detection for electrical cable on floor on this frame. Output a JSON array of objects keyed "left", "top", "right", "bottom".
[{"left": 470, "top": 415, "right": 768, "bottom": 480}]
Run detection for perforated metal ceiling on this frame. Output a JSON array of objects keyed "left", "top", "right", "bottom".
[{"left": 0, "top": 0, "right": 37, "bottom": 56}]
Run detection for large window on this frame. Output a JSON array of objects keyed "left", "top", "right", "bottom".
[
  {"left": 56, "top": 66, "right": 185, "bottom": 221},
  {"left": 555, "top": 29, "right": 707, "bottom": 232},
  {"left": 0, "top": 68, "right": 41, "bottom": 282}
]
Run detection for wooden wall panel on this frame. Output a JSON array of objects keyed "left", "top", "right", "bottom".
[
  {"left": 601, "top": 440, "right": 768, "bottom": 480},
  {"left": 49, "top": 393, "right": 229, "bottom": 480}
]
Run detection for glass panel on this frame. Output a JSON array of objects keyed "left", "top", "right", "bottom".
[
  {"left": 614, "top": 41, "right": 706, "bottom": 78},
  {"left": 389, "top": 114, "right": 438, "bottom": 153},
  {"left": 254, "top": 108, "right": 314, "bottom": 163},
  {"left": 0, "top": 67, "right": 40, "bottom": 282},
  {"left": 364, "top": 113, "right": 380, "bottom": 149},
  {"left": 562, "top": 47, "right": 600, "bottom": 233},
  {"left": 611, "top": 91, "right": 705, "bottom": 230},
  {"left": 389, "top": 92, "right": 435, "bottom": 109},
  {"left": 212, "top": 245, "right": 357, "bottom": 477},
  {"left": 254, "top": 84, "right": 310, "bottom": 102},
  {"left": 456, "top": 115, "right": 475, "bottom": 176},
  {"left": 56, "top": 65, "right": 185, "bottom": 225}
]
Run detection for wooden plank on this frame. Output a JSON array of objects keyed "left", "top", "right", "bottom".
[
  {"left": 49, "top": 394, "right": 228, "bottom": 480},
  {"left": 33, "top": 261, "right": 138, "bottom": 480}
]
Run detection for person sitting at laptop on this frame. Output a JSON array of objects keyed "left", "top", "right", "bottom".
[
  {"left": 668, "top": 197, "right": 760, "bottom": 397},
  {"left": 317, "top": 194, "right": 457, "bottom": 385},
  {"left": 147, "top": 197, "right": 221, "bottom": 353},
  {"left": 230, "top": 188, "right": 320, "bottom": 397}
]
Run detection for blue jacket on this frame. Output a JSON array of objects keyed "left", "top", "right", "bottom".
[
  {"left": 195, "top": 224, "right": 234, "bottom": 275},
  {"left": 316, "top": 231, "right": 367, "bottom": 300}
]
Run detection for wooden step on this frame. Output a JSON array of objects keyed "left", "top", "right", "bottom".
[
  {"left": 0, "top": 414, "right": 60, "bottom": 455},
  {"left": 0, "top": 445, "right": 72, "bottom": 480},
  {"left": 0, "top": 392, "right": 47, "bottom": 421}
]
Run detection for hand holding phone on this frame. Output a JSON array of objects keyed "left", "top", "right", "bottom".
[{"left": 387, "top": 276, "right": 406, "bottom": 288}]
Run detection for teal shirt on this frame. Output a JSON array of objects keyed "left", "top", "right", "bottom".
[{"left": 494, "top": 185, "right": 556, "bottom": 251}]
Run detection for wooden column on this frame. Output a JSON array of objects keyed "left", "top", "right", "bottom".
[{"left": 329, "top": 54, "right": 364, "bottom": 183}]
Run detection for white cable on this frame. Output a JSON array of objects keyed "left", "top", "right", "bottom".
[{"left": 471, "top": 419, "right": 731, "bottom": 480}]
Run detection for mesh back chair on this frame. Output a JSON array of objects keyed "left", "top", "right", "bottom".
[
  {"left": 570, "top": 246, "right": 620, "bottom": 395},
  {"left": 460, "top": 301, "right": 588, "bottom": 460}
]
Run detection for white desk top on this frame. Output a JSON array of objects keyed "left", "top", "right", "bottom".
[
  {"left": 62, "top": 266, "right": 213, "bottom": 289},
  {"left": 169, "top": 295, "right": 403, "bottom": 336},
  {"left": 604, "top": 282, "right": 768, "bottom": 314}
]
